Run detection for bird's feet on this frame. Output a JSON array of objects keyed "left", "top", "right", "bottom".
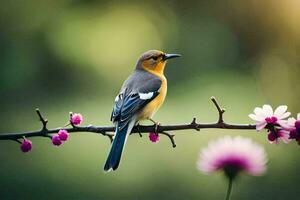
[
  {"left": 136, "top": 123, "right": 143, "bottom": 137},
  {"left": 149, "top": 118, "right": 160, "bottom": 134}
]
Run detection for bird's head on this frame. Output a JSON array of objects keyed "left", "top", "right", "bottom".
[{"left": 136, "top": 50, "right": 181, "bottom": 74}]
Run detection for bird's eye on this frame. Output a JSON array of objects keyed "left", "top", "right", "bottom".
[{"left": 151, "top": 56, "right": 158, "bottom": 61}]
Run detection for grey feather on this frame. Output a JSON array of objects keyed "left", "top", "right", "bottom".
[
  {"left": 111, "top": 68, "right": 162, "bottom": 126},
  {"left": 121, "top": 68, "right": 162, "bottom": 94}
]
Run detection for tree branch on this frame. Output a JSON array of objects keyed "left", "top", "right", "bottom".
[
  {"left": 36, "top": 108, "right": 48, "bottom": 131},
  {"left": 211, "top": 96, "right": 225, "bottom": 123},
  {"left": 0, "top": 97, "right": 256, "bottom": 147}
]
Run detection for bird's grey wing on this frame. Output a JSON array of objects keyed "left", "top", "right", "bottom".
[{"left": 111, "top": 72, "right": 162, "bottom": 130}]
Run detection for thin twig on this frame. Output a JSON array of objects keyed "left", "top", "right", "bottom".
[
  {"left": 161, "top": 131, "right": 176, "bottom": 148},
  {"left": 211, "top": 96, "right": 225, "bottom": 123},
  {"left": 13, "top": 138, "right": 22, "bottom": 144},
  {"left": 36, "top": 108, "right": 48, "bottom": 130},
  {"left": 69, "top": 112, "right": 75, "bottom": 128},
  {"left": 191, "top": 117, "right": 200, "bottom": 131}
]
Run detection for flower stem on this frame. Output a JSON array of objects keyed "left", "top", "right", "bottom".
[{"left": 225, "top": 177, "right": 233, "bottom": 200}]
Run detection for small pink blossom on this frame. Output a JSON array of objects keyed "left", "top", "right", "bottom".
[
  {"left": 286, "top": 113, "right": 300, "bottom": 130},
  {"left": 20, "top": 138, "right": 32, "bottom": 153},
  {"left": 198, "top": 136, "right": 267, "bottom": 178},
  {"left": 267, "top": 129, "right": 291, "bottom": 144},
  {"left": 52, "top": 134, "right": 62, "bottom": 146},
  {"left": 58, "top": 129, "right": 69, "bottom": 141},
  {"left": 286, "top": 114, "right": 300, "bottom": 144},
  {"left": 71, "top": 113, "right": 83, "bottom": 125},
  {"left": 149, "top": 132, "right": 159, "bottom": 143},
  {"left": 249, "top": 105, "right": 290, "bottom": 130}
]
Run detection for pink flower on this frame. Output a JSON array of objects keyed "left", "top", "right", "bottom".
[
  {"left": 52, "top": 134, "right": 62, "bottom": 146},
  {"left": 249, "top": 105, "right": 290, "bottom": 130},
  {"left": 286, "top": 114, "right": 300, "bottom": 144},
  {"left": 71, "top": 113, "right": 83, "bottom": 125},
  {"left": 149, "top": 132, "right": 159, "bottom": 143},
  {"left": 20, "top": 138, "right": 32, "bottom": 153},
  {"left": 267, "top": 129, "right": 291, "bottom": 144},
  {"left": 58, "top": 129, "right": 69, "bottom": 141},
  {"left": 198, "top": 136, "right": 267, "bottom": 178}
]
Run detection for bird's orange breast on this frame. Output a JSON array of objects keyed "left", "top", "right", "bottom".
[{"left": 138, "top": 73, "right": 167, "bottom": 120}]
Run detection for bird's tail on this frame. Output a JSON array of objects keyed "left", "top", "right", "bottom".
[{"left": 104, "top": 120, "right": 135, "bottom": 172}]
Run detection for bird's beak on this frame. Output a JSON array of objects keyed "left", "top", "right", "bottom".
[{"left": 162, "top": 53, "right": 181, "bottom": 61}]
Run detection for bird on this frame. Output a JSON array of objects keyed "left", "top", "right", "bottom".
[{"left": 104, "top": 50, "right": 181, "bottom": 172}]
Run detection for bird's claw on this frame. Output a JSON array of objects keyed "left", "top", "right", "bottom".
[
  {"left": 136, "top": 123, "right": 142, "bottom": 137},
  {"left": 154, "top": 122, "right": 160, "bottom": 134},
  {"left": 148, "top": 118, "right": 160, "bottom": 135}
]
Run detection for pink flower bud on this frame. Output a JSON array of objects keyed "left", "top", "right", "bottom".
[
  {"left": 289, "top": 129, "right": 298, "bottom": 139},
  {"left": 71, "top": 113, "right": 83, "bottom": 125},
  {"left": 149, "top": 132, "right": 159, "bottom": 143},
  {"left": 52, "top": 134, "right": 62, "bottom": 146},
  {"left": 267, "top": 132, "right": 276, "bottom": 142},
  {"left": 295, "top": 120, "right": 300, "bottom": 130},
  {"left": 58, "top": 129, "right": 69, "bottom": 141},
  {"left": 20, "top": 138, "right": 32, "bottom": 153}
]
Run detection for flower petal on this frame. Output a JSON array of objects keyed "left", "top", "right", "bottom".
[
  {"left": 277, "top": 120, "right": 290, "bottom": 129},
  {"left": 256, "top": 122, "right": 267, "bottom": 130},
  {"left": 278, "top": 112, "right": 291, "bottom": 119},
  {"left": 279, "top": 130, "right": 291, "bottom": 144},
  {"left": 254, "top": 107, "right": 266, "bottom": 117},
  {"left": 297, "top": 113, "right": 300, "bottom": 120},
  {"left": 249, "top": 114, "right": 264, "bottom": 122},
  {"left": 274, "top": 105, "right": 288, "bottom": 118},
  {"left": 262, "top": 105, "right": 273, "bottom": 116},
  {"left": 287, "top": 117, "right": 296, "bottom": 127}
]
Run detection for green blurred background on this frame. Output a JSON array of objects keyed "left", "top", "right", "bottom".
[{"left": 0, "top": 0, "right": 299, "bottom": 199}]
